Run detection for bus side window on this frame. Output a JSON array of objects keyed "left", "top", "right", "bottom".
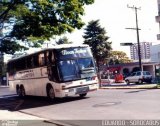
[
  {"left": 26, "top": 56, "right": 32, "bottom": 69},
  {"left": 17, "top": 58, "right": 26, "bottom": 70},
  {"left": 38, "top": 53, "right": 45, "bottom": 66},
  {"left": 7, "top": 62, "right": 14, "bottom": 74},
  {"left": 14, "top": 61, "right": 19, "bottom": 71},
  {"left": 48, "top": 65, "right": 59, "bottom": 82},
  {"left": 46, "top": 51, "right": 55, "bottom": 65},
  {"left": 33, "top": 55, "right": 39, "bottom": 67},
  {"left": 12, "top": 61, "right": 16, "bottom": 74}
]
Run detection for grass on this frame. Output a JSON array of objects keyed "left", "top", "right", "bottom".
[{"left": 157, "top": 84, "right": 160, "bottom": 88}]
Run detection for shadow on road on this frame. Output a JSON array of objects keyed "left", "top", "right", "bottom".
[
  {"left": 0, "top": 95, "right": 89, "bottom": 111},
  {"left": 125, "top": 89, "right": 151, "bottom": 93}
]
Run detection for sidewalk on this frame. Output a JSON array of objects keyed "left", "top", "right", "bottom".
[
  {"left": 100, "top": 83, "right": 158, "bottom": 89},
  {"left": 0, "top": 110, "right": 75, "bottom": 126},
  {"left": 0, "top": 110, "right": 69, "bottom": 126},
  {"left": 0, "top": 110, "right": 44, "bottom": 120}
]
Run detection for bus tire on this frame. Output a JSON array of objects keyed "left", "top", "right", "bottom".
[
  {"left": 79, "top": 93, "right": 87, "bottom": 98},
  {"left": 18, "top": 85, "right": 26, "bottom": 98},
  {"left": 47, "top": 85, "right": 55, "bottom": 101},
  {"left": 16, "top": 85, "right": 19, "bottom": 95}
]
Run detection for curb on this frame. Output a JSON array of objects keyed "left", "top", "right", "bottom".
[
  {"left": 99, "top": 84, "right": 158, "bottom": 89},
  {"left": 0, "top": 85, "right": 9, "bottom": 88}
]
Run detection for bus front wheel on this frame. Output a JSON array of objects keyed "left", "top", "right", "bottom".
[
  {"left": 47, "top": 86, "right": 55, "bottom": 100},
  {"left": 79, "top": 93, "right": 87, "bottom": 98}
]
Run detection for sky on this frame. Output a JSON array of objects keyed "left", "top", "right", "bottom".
[{"left": 65, "top": 0, "right": 159, "bottom": 57}]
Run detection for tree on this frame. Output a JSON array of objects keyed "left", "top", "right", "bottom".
[
  {"left": 83, "top": 20, "right": 112, "bottom": 69},
  {"left": 0, "top": 0, "right": 94, "bottom": 54},
  {"left": 109, "top": 51, "right": 132, "bottom": 64},
  {"left": 56, "top": 36, "right": 72, "bottom": 45}
]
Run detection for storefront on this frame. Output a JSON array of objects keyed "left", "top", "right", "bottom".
[{"left": 100, "top": 62, "right": 158, "bottom": 85}]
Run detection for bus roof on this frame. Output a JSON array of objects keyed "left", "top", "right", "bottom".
[
  {"left": 51, "top": 44, "right": 89, "bottom": 49},
  {"left": 8, "top": 44, "right": 89, "bottom": 62}
]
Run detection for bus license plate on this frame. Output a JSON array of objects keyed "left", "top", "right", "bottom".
[{"left": 76, "top": 87, "right": 89, "bottom": 94}]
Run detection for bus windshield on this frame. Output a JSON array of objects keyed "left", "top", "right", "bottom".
[
  {"left": 58, "top": 60, "right": 78, "bottom": 81},
  {"left": 55, "top": 47, "right": 96, "bottom": 82},
  {"left": 58, "top": 58, "right": 96, "bottom": 82}
]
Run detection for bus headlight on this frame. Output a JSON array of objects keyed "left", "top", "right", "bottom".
[
  {"left": 69, "top": 88, "right": 74, "bottom": 92},
  {"left": 92, "top": 76, "right": 97, "bottom": 80},
  {"left": 62, "top": 85, "right": 66, "bottom": 90}
]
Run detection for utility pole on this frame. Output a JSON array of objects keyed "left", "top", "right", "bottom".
[{"left": 126, "top": 5, "right": 142, "bottom": 71}]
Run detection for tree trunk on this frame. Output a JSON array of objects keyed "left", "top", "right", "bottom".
[{"left": 96, "top": 57, "right": 101, "bottom": 87}]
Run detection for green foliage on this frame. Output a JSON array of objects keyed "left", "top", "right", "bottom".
[
  {"left": 56, "top": 36, "right": 72, "bottom": 45},
  {"left": 157, "top": 84, "right": 160, "bottom": 88},
  {"left": 0, "top": 39, "right": 28, "bottom": 54},
  {"left": 83, "top": 20, "right": 112, "bottom": 66},
  {"left": 0, "top": 62, "right": 7, "bottom": 76},
  {"left": 108, "top": 51, "right": 132, "bottom": 64},
  {"left": 0, "top": 0, "right": 94, "bottom": 54}
]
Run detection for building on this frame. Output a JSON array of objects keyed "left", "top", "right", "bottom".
[
  {"left": 130, "top": 42, "right": 151, "bottom": 61},
  {"left": 156, "top": 0, "right": 160, "bottom": 40},
  {"left": 150, "top": 44, "right": 160, "bottom": 63},
  {"left": 151, "top": 0, "right": 160, "bottom": 63},
  {"left": 100, "top": 62, "right": 158, "bottom": 79}
]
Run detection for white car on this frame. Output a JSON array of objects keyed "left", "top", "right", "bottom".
[{"left": 125, "top": 71, "right": 152, "bottom": 84}]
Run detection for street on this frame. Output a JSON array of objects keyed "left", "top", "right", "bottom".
[{"left": 0, "top": 87, "right": 160, "bottom": 125}]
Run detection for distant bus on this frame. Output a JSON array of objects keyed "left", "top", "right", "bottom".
[{"left": 7, "top": 44, "right": 98, "bottom": 100}]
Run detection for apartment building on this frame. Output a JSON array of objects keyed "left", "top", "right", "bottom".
[
  {"left": 151, "top": 0, "right": 160, "bottom": 62},
  {"left": 156, "top": 0, "right": 160, "bottom": 40},
  {"left": 130, "top": 42, "right": 151, "bottom": 61}
]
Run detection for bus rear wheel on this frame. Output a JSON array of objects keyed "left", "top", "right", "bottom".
[
  {"left": 17, "top": 85, "right": 25, "bottom": 98},
  {"left": 47, "top": 86, "right": 55, "bottom": 101},
  {"left": 79, "top": 93, "right": 87, "bottom": 98}
]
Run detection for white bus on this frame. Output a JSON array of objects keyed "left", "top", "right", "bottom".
[{"left": 7, "top": 44, "right": 98, "bottom": 100}]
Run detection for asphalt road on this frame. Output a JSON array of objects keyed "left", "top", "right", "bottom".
[
  {"left": 0, "top": 88, "right": 160, "bottom": 126},
  {"left": 0, "top": 87, "right": 16, "bottom": 96}
]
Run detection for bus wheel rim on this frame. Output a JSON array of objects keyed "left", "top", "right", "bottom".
[{"left": 21, "top": 88, "right": 25, "bottom": 96}]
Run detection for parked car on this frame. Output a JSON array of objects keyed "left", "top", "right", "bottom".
[
  {"left": 100, "top": 74, "right": 115, "bottom": 86},
  {"left": 125, "top": 71, "right": 152, "bottom": 84}
]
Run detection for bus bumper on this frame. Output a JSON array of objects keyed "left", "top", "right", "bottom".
[{"left": 61, "top": 83, "right": 98, "bottom": 97}]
